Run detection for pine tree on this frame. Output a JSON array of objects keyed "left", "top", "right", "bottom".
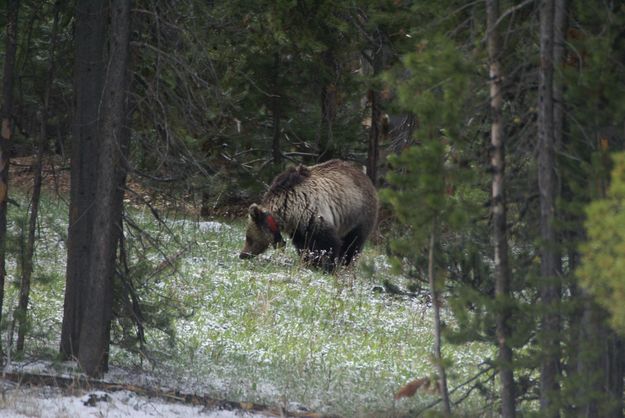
[
  {"left": 382, "top": 35, "right": 476, "bottom": 415},
  {"left": 0, "top": 0, "right": 21, "bottom": 356}
]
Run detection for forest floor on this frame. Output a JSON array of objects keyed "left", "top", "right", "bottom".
[
  {"left": 0, "top": 383, "right": 268, "bottom": 418},
  {"left": 3, "top": 158, "right": 311, "bottom": 417},
  {"left": 2, "top": 156, "right": 494, "bottom": 417}
]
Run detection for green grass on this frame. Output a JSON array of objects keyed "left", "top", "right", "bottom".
[{"left": 3, "top": 196, "right": 494, "bottom": 416}]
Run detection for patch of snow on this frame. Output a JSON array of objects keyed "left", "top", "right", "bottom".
[
  {"left": 103, "top": 366, "right": 164, "bottom": 388},
  {"left": 166, "top": 220, "right": 232, "bottom": 233},
  {"left": 3, "top": 360, "right": 77, "bottom": 378},
  {"left": 198, "top": 221, "right": 232, "bottom": 233},
  {"left": 0, "top": 385, "right": 269, "bottom": 417},
  {"left": 372, "top": 254, "right": 392, "bottom": 270}
]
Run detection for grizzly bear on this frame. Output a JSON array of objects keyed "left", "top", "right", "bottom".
[{"left": 239, "top": 159, "right": 378, "bottom": 270}]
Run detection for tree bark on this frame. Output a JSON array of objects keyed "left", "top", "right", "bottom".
[
  {"left": 366, "top": 29, "right": 389, "bottom": 187},
  {"left": 0, "top": 0, "right": 20, "bottom": 356},
  {"left": 553, "top": 0, "right": 566, "bottom": 152},
  {"left": 78, "top": 0, "right": 131, "bottom": 378},
  {"left": 60, "top": 0, "right": 106, "bottom": 360},
  {"left": 366, "top": 89, "right": 380, "bottom": 186},
  {"left": 576, "top": 300, "right": 625, "bottom": 418},
  {"left": 604, "top": 333, "right": 624, "bottom": 418},
  {"left": 486, "top": 0, "right": 516, "bottom": 416},
  {"left": 16, "top": 0, "right": 61, "bottom": 354},
  {"left": 271, "top": 53, "right": 282, "bottom": 165},
  {"left": 317, "top": 50, "right": 337, "bottom": 162},
  {"left": 428, "top": 228, "right": 451, "bottom": 416},
  {"left": 538, "top": 0, "right": 560, "bottom": 415}
]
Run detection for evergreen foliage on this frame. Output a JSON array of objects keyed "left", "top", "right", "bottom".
[
  {"left": 1, "top": 0, "right": 625, "bottom": 413},
  {"left": 579, "top": 153, "right": 625, "bottom": 333}
]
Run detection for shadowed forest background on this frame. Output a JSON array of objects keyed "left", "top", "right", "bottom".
[{"left": 1, "top": 0, "right": 625, "bottom": 416}]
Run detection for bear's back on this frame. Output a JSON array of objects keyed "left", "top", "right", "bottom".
[
  {"left": 263, "top": 159, "right": 377, "bottom": 238},
  {"left": 310, "top": 160, "right": 377, "bottom": 236}
]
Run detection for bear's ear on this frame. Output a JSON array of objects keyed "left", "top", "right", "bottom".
[
  {"left": 249, "top": 204, "right": 263, "bottom": 223},
  {"left": 296, "top": 164, "right": 310, "bottom": 177}
]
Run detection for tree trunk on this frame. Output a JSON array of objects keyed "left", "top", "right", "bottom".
[
  {"left": 553, "top": 0, "right": 566, "bottom": 152},
  {"left": 576, "top": 298, "right": 624, "bottom": 418},
  {"left": 317, "top": 50, "right": 337, "bottom": 162},
  {"left": 16, "top": 0, "right": 61, "bottom": 354},
  {"left": 367, "top": 88, "right": 381, "bottom": 186},
  {"left": 77, "top": 0, "right": 131, "bottom": 378},
  {"left": 271, "top": 53, "right": 282, "bottom": 165},
  {"left": 538, "top": 0, "right": 560, "bottom": 415},
  {"left": 366, "top": 30, "right": 388, "bottom": 187},
  {"left": 60, "top": 0, "right": 106, "bottom": 360},
  {"left": 428, "top": 228, "right": 451, "bottom": 416},
  {"left": 486, "top": 0, "right": 516, "bottom": 416},
  {"left": 0, "top": 0, "right": 20, "bottom": 356},
  {"left": 605, "top": 333, "right": 624, "bottom": 418}
]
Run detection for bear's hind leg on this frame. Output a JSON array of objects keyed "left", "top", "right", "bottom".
[{"left": 339, "top": 226, "right": 366, "bottom": 266}]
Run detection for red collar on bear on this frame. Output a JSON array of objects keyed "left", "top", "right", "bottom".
[
  {"left": 265, "top": 214, "right": 284, "bottom": 248},
  {"left": 266, "top": 215, "right": 279, "bottom": 234}
]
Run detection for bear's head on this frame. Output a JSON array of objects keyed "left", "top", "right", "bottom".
[{"left": 239, "top": 203, "right": 285, "bottom": 259}]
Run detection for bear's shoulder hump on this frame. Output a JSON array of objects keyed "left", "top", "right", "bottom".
[{"left": 267, "top": 164, "right": 311, "bottom": 195}]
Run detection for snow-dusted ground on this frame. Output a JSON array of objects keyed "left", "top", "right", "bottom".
[
  {"left": 0, "top": 361, "right": 272, "bottom": 418},
  {"left": 2, "top": 211, "right": 492, "bottom": 416},
  {"left": 0, "top": 385, "right": 267, "bottom": 417}
]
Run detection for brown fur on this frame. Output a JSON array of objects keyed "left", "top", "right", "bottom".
[{"left": 240, "top": 159, "right": 378, "bottom": 271}]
